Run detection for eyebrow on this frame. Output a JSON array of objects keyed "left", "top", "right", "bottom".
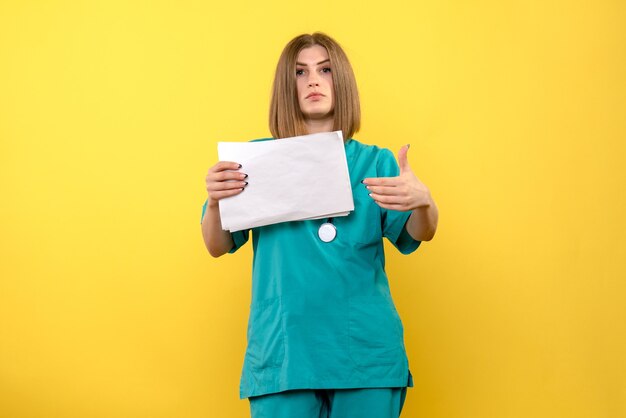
[{"left": 295, "top": 59, "right": 330, "bottom": 66}]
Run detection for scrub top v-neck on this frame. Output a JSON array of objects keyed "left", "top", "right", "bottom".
[{"left": 201, "top": 138, "right": 421, "bottom": 399}]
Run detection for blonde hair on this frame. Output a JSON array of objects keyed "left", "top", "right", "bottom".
[{"left": 269, "top": 32, "right": 361, "bottom": 140}]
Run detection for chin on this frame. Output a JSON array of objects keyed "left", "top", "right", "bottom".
[{"left": 303, "top": 108, "right": 333, "bottom": 119}]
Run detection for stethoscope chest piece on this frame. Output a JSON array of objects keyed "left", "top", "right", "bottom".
[{"left": 318, "top": 221, "right": 337, "bottom": 243}]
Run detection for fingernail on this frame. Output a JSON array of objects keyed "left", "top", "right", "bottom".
[
  {"left": 243, "top": 174, "right": 248, "bottom": 178},
  {"left": 244, "top": 181, "right": 248, "bottom": 186},
  {"left": 238, "top": 164, "right": 242, "bottom": 168},
  {"left": 360, "top": 179, "right": 365, "bottom": 184},
  {"left": 240, "top": 187, "right": 245, "bottom": 191}
]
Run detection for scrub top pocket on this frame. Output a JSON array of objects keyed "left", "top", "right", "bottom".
[
  {"left": 336, "top": 186, "right": 382, "bottom": 246},
  {"left": 348, "top": 296, "right": 405, "bottom": 368},
  {"left": 245, "top": 296, "right": 285, "bottom": 370}
]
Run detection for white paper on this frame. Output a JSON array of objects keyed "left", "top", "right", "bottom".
[{"left": 217, "top": 131, "right": 354, "bottom": 232}]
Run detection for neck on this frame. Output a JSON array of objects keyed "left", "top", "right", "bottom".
[{"left": 305, "top": 117, "right": 334, "bottom": 135}]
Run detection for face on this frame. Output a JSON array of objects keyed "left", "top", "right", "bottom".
[{"left": 295, "top": 45, "right": 334, "bottom": 122}]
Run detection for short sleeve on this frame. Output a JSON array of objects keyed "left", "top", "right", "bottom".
[
  {"left": 200, "top": 199, "right": 250, "bottom": 254},
  {"left": 376, "top": 149, "right": 421, "bottom": 255}
]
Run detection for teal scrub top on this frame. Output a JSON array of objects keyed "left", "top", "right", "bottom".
[{"left": 201, "top": 138, "right": 421, "bottom": 399}]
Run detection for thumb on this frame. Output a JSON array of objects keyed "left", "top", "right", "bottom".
[{"left": 397, "top": 144, "right": 411, "bottom": 174}]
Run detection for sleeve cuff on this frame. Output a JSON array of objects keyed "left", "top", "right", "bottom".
[
  {"left": 385, "top": 210, "right": 421, "bottom": 255},
  {"left": 228, "top": 229, "right": 249, "bottom": 254}
]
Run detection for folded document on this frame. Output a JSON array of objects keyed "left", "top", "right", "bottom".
[{"left": 217, "top": 131, "right": 354, "bottom": 232}]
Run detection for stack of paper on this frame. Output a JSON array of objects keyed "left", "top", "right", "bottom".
[{"left": 217, "top": 131, "right": 354, "bottom": 232}]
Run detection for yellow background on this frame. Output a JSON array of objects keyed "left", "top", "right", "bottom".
[{"left": 1, "top": 1, "right": 625, "bottom": 417}]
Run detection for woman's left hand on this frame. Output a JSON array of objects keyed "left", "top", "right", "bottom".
[{"left": 362, "top": 145, "right": 433, "bottom": 212}]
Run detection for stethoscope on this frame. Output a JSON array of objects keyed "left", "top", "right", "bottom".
[{"left": 318, "top": 218, "right": 337, "bottom": 243}]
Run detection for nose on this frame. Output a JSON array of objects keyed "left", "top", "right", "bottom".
[{"left": 307, "top": 72, "right": 320, "bottom": 87}]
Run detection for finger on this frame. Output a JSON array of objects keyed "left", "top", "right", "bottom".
[
  {"left": 209, "top": 171, "right": 248, "bottom": 182},
  {"left": 364, "top": 185, "right": 397, "bottom": 195},
  {"left": 397, "top": 144, "right": 411, "bottom": 174},
  {"left": 362, "top": 177, "right": 401, "bottom": 187},
  {"left": 369, "top": 192, "right": 407, "bottom": 205},
  {"left": 373, "top": 201, "right": 408, "bottom": 211},
  {"left": 208, "top": 181, "right": 248, "bottom": 192},
  {"left": 210, "top": 187, "right": 245, "bottom": 200},
  {"left": 211, "top": 161, "right": 242, "bottom": 172}
]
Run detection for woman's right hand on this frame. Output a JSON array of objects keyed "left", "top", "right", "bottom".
[{"left": 205, "top": 161, "right": 248, "bottom": 207}]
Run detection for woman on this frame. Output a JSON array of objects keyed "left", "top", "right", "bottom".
[{"left": 201, "top": 32, "right": 438, "bottom": 418}]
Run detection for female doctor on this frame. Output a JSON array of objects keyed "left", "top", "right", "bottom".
[{"left": 201, "top": 32, "right": 438, "bottom": 418}]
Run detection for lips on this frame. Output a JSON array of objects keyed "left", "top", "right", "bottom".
[{"left": 306, "top": 92, "right": 324, "bottom": 99}]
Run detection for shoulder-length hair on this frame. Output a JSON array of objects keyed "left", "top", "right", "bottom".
[{"left": 269, "top": 32, "right": 361, "bottom": 140}]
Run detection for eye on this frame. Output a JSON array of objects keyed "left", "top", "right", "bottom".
[
  {"left": 321, "top": 67, "right": 332, "bottom": 73},
  {"left": 296, "top": 69, "right": 305, "bottom": 76}
]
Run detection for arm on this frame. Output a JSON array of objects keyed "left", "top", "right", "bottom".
[
  {"left": 202, "top": 161, "right": 248, "bottom": 257},
  {"left": 405, "top": 193, "right": 438, "bottom": 241},
  {"left": 362, "top": 144, "right": 439, "bottom": 241},
  {"left": 201, "top": 199, "right": 235, "bottom": 257}
]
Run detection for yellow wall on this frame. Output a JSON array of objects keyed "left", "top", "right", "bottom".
[{"left": 1, "top": 1, "right": 624, "bottom": 417}]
